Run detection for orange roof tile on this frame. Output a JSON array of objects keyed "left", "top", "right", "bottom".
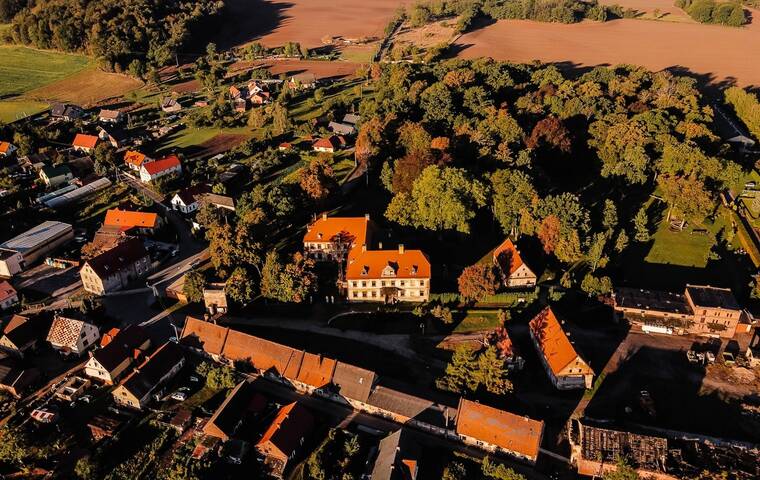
[
  {"left": 142, "top": 154, "right": 181, "bottom": 175},
  {"left": 346, "top": 248, "right": 430, "bottom": 280},
  {"left": 222, "top": 329, "right": 303, "bottom": 377},
  {"left": 303, "top": 216, "right": 370, "bottom": 251},
  {"left": 72, "top": 134, "right": 99, "bottom": 149},
  {"left": 296, "top": 353, "right": 336, "bottom": 389},
  {"left": 492, "top": 238, "right": 524, "bottom": 276},
  {"left": 456, "top": 398, "right": 544, "bottom": 460},
  {"left": 104, "top": 209, "right": 159, "bottom": 230},
  {"left": 529, "top": 307, "right": 590, "bottom": 376},
  {"left": 124, "top": 150, "right": 149, "bottom": 167},
  {"left": 0, "top": 142, "right": 13, "bottom": 154},
  {"left": 0, "top": 280, "right": 16, "bottom": 303},
  {"left": 180, "top": 317, "right": 228, "bottom": 356},
  {"left": 256, "top": 402, "right": 314, "bottom": 459}
]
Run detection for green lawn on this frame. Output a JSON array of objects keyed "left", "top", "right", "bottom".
[
  {"left": 0, "top": 99, "right": 48, "bottom": 123},
  {"left": 0, "top": 46, "right": 90, "bottom": 97},
  {"left": 645, "top": 212, "right": 727, "bottom": 268},
  {"left": 452, "top": 309, "right": 502, "bottom": 333}
]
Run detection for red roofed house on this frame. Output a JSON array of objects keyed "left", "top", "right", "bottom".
[
  {"left": 0, "top": 141, "right": 17, "bottom": 158},
  {"left": 72, "top": 134, "right": 99, "bottom": 153},
  {"left": 529, "top": 307, "right": 593, "bottom": 390},
  {"left": 139, "top": 154, "right": 182, "bottom": 183},
  {"left": 111, "top": 341, "right": 185, "bottom": 410},
  {"left": 346, "top": 245, "right": 430, "bottom": 303},
  {"left": 255, "top": 402, "right": 314, "bottom": 478},
  {"left": 456, "top": 398, "right": 544, "bottom": 464},
  {"left": 303, "top": 213, "right": 372, "bottom": 262},
  {"left": 0, "top": 281, "right": 18, "bottom": 310},
  {"left": 492, "top": 238, "right": 537, "bottom": 288},
  {"left": 84, "top": 325, "right": 151, "bottom": 384},
  {"left": 312, "top": 136, "right": 341, "bottom": 153},
  {"left": 103, "top": 209, "right": 162, "bottom": 234},
  {"left": 124, "top": 150, "right": 153, "bottom": 172}
]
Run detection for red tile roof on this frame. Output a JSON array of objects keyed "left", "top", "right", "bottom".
[
  {"left": 256, "top": 402, "right": 314, "bottom": 459},
  {"left": 312, "top": 136, "right": 339, "bottom": 150},
  {"left": 72, "top": 134, "right": 99, "bottom": 149},
  {"left": 104, "top": 209, "right": 159, "bottom": 230},
  {"left": 0, "top": 281, "right": 17, "bottom": 303},
  {"left": 303, "top": 215, "right": 370, "bottom": 253},
  {"left": 142, "top": 154, "right": 181, "bottom": 175},
  {"left": 529, "top": 307, "right": 590, "bottom": 376},
  {"left": 296, "top": 353, "right": 336, "bottom": 389},
  {"left": 0, "top": 142, "right": 14, "bottom": 154},
  {"left": 180, "top": 317, "right": 228, "bottom": 356},
  {"left": 456, "top": 398, "right": 544, "bottom": 460},
  {"left": 492, "top": 238, "right": 525, "bottom": 276},
  {"left": 124, "top": 150, "right": 149, "bottom": 167},
  {"left": 346, "top": 248, "right": 430, "bottom": 280}
]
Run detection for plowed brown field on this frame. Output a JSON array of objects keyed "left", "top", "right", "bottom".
[{"left": 454, "top": 14, "right": 760, "bottom": 87}]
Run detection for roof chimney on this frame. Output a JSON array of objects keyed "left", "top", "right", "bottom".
[
  {"left": 378, "top": 242, "right": 383, "bottom": 249},
  {"left": 361, "top": 244, "right": 367, "bottom": 252},
  {"left": 322, "top": 213, "right": 327, "bottom": 221},
  {"left": 398, "top": 244, "right": 405, "bottom": 255},
  {"left": 365, "top": 213, "right": 370, "bottom": 220}
]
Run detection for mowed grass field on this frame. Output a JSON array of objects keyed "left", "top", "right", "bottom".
[{"left": 0, "top": 46, "right": 90, "bottom": 98}]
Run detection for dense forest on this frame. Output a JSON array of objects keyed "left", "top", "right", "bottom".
[
  {"left": 352, "top": 59, "right": 744, "bottom": 294},
  {"left": 2, "top": 0, "right": 225, "bottom": 72}
]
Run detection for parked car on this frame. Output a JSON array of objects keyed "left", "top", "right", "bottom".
[{"left": 170, "top": 391, "right": 187, "bottom": 402}]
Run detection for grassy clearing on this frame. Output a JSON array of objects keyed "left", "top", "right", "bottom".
[
  {"left": 158, "top": 126, "right": 246, "bottom": 151},
  {"left": 452, "top": 309, "right": 502, "bottom": 333},
  {"left": 0, "top": 46, "right": 90, "bottom": 97},
  {"left": 645, "top": 213, "right": 726, "bottom": 268},
  {"left": 0, "top": 99, "right": 48, "bottom": 123},
  {"left": 25, "top": 67, "right": 141, "bottom": 105},
  {"left": 340, "top": 45, "right": 376, "bottom": 63}
]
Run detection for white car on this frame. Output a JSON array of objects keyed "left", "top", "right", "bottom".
[{"left": 170, "top": 391, "right": 187, "bottom": 402}]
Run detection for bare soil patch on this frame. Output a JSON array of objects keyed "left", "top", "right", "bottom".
[
  {"left": 454, "top": 14, "right": 760, "bottom": 88},
  {"left": 196, "top": 133, "right": 249, "bottom": 158},
  {"left": 394, "top": 18, "right": 458, "bottom": 49},
  {"left": 171, "top": 78, "right": 201, "bottom": 94},
  {"left": 212, "top": 0, "right": 407, "bottom": 49},
  {"left": 600, "top": 0, "right": 693, "bottom": 21},
  {"left": 24, "top": 68, "right": 142, "bottom": 106},
  {"left": 229, "top": 59, "right": 363, "bottom": 80}
]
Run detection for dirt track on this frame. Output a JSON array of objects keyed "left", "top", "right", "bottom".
[
  {"left": 454, "top": 15, "right": 760, "bottom": 88},
  {"left": 230, "top": 59, "right": 364, "bottom": 80}
]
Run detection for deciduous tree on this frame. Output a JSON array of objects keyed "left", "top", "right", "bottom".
[{"left": 457, "top": 263, "right": 499, "bottom": 302}]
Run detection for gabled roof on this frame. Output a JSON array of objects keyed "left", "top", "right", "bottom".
[
  {"left": 124, "top": 150, "right": 150, "bottom": 168},
  {"left": 119, "top": 341, "right": 183, "bottom": 400},
  {"left": 41, "top": 164, "right": 72, "bottom": 179},
  {"left": 173, "top": 184, "right": 211, "bottom": 205},
  {"left": 0, "top": 280, "right": 16, "bottom": 303},
  {"left": 91, "top": 325, "right": 149, "bottom": 372},
  {"left": 99, "top": 109, "right": 121, "bottom": 120},
  {"left": 83, "top": 238, "right": 148, "bottom": 278},
  {"left": 331, "top": 362, "right": 375, "bottom": 403},
  {"left": 72, "top": 134, "right": 99, "bottom": 149},
  {"left": 371, "top": 429, "right": 421, "bottom": 480},
  {"left": 456, "top": 398, "right": 544, "bottom": 461},
  {"left": 256, "top": 402, "right": 314, "bottom": 458},
  {"left": 303, "top": 215, "right": 370, "bottom": 251},
  {"left": 346, "top": 249, "right": 431, "bottom": 280},
  {"left": 492, "top": 238, "right": 527, "bottom": 276},
  {"left": 296, "top": 353, "right": 335, "bottom": 389},
  {"left": 342, "top": 113, "right": 360, "bottom": 125},
  {"left": 142, "top": 154, "right": 181, "bottom": 175},
  {"left": 2, "top": 315, "right": 47, "bottom": 349},
  {"left": 104, "top": 209, "right": 159, "bottom": 230},
  {"left": 180, "top": 316, "right": 229, "bottom": 356},
  {"left": 203, "top": 380, "right": 266, "bottom": 440},
  {"left": 46, "top": 316, "right": 95, "bottom": 348},
  {"left": 685, "top": 284, "right": 740, "bottom": 310},
  {"left": 312, "top": 136, "right": 340, "bottom": 150},
  {"left": 529, "top": 307, "right": 590, "bottom": 376},
  {"left": 199, "top": 193, "right": 235, "bottom": 210}
]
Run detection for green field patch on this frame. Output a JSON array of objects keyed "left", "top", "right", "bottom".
[
  {"left": 0, "top": 46, "right": 90, "bottom": 97},
  {"left": 645, "top": 214, "right": 725, "bottom": 268},
  {"left": 0, "top": 99, "right": 48, "bottom": 123}
]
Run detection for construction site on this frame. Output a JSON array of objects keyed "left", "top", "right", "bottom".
[{"left": 570, "top": 418, "right": 760, "bottom": 479}]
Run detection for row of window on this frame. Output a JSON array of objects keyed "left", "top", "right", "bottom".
[
  {"left": 351, "top": 279, "right": 425, "bottom": 288},
  {"left": 350, "top": 289, "right": 426, "bottom": 298}
]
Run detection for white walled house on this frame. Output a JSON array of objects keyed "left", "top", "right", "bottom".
[
  {"left": 46, "top": 316, "right": 100, "bottom": 357},
  {"left": 170, "top": 184, "right": 211, "bottom": 214},
  {"left": 139, "top": 154, "right": 182, "bottom": 183}
]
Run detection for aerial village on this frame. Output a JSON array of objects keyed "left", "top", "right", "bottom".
[{"left": 0, "top": 2, "right": 759, "bottom": 479}]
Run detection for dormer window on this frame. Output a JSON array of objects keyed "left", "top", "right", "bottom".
[
  {"left": 361, "top": 265, "right": 369, "bottom": 275},
  {"left": 317, "top": 232, "right": 323, "bottom": 240},
  {"left": 382, "top": 262, "right": 397, "bottom": 277},
  {"left": 411, "top": 265, "right": 418, "bottom": 275}
]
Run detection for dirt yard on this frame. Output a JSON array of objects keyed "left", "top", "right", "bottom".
[
  {"left": 229, "top": 59, "right": 364, "bottom": 80},
  {"left": 196, "top": 133, "right": 249, "bottom": 158},
  {"left": 213, "top": 0, "right": 408, "bottom": 49},
  {"left": 454, "top": 13, "right": 760, "bottom": 87},
  {"left": 24, "top": 68, "right": 142, "bottom": 106}
]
